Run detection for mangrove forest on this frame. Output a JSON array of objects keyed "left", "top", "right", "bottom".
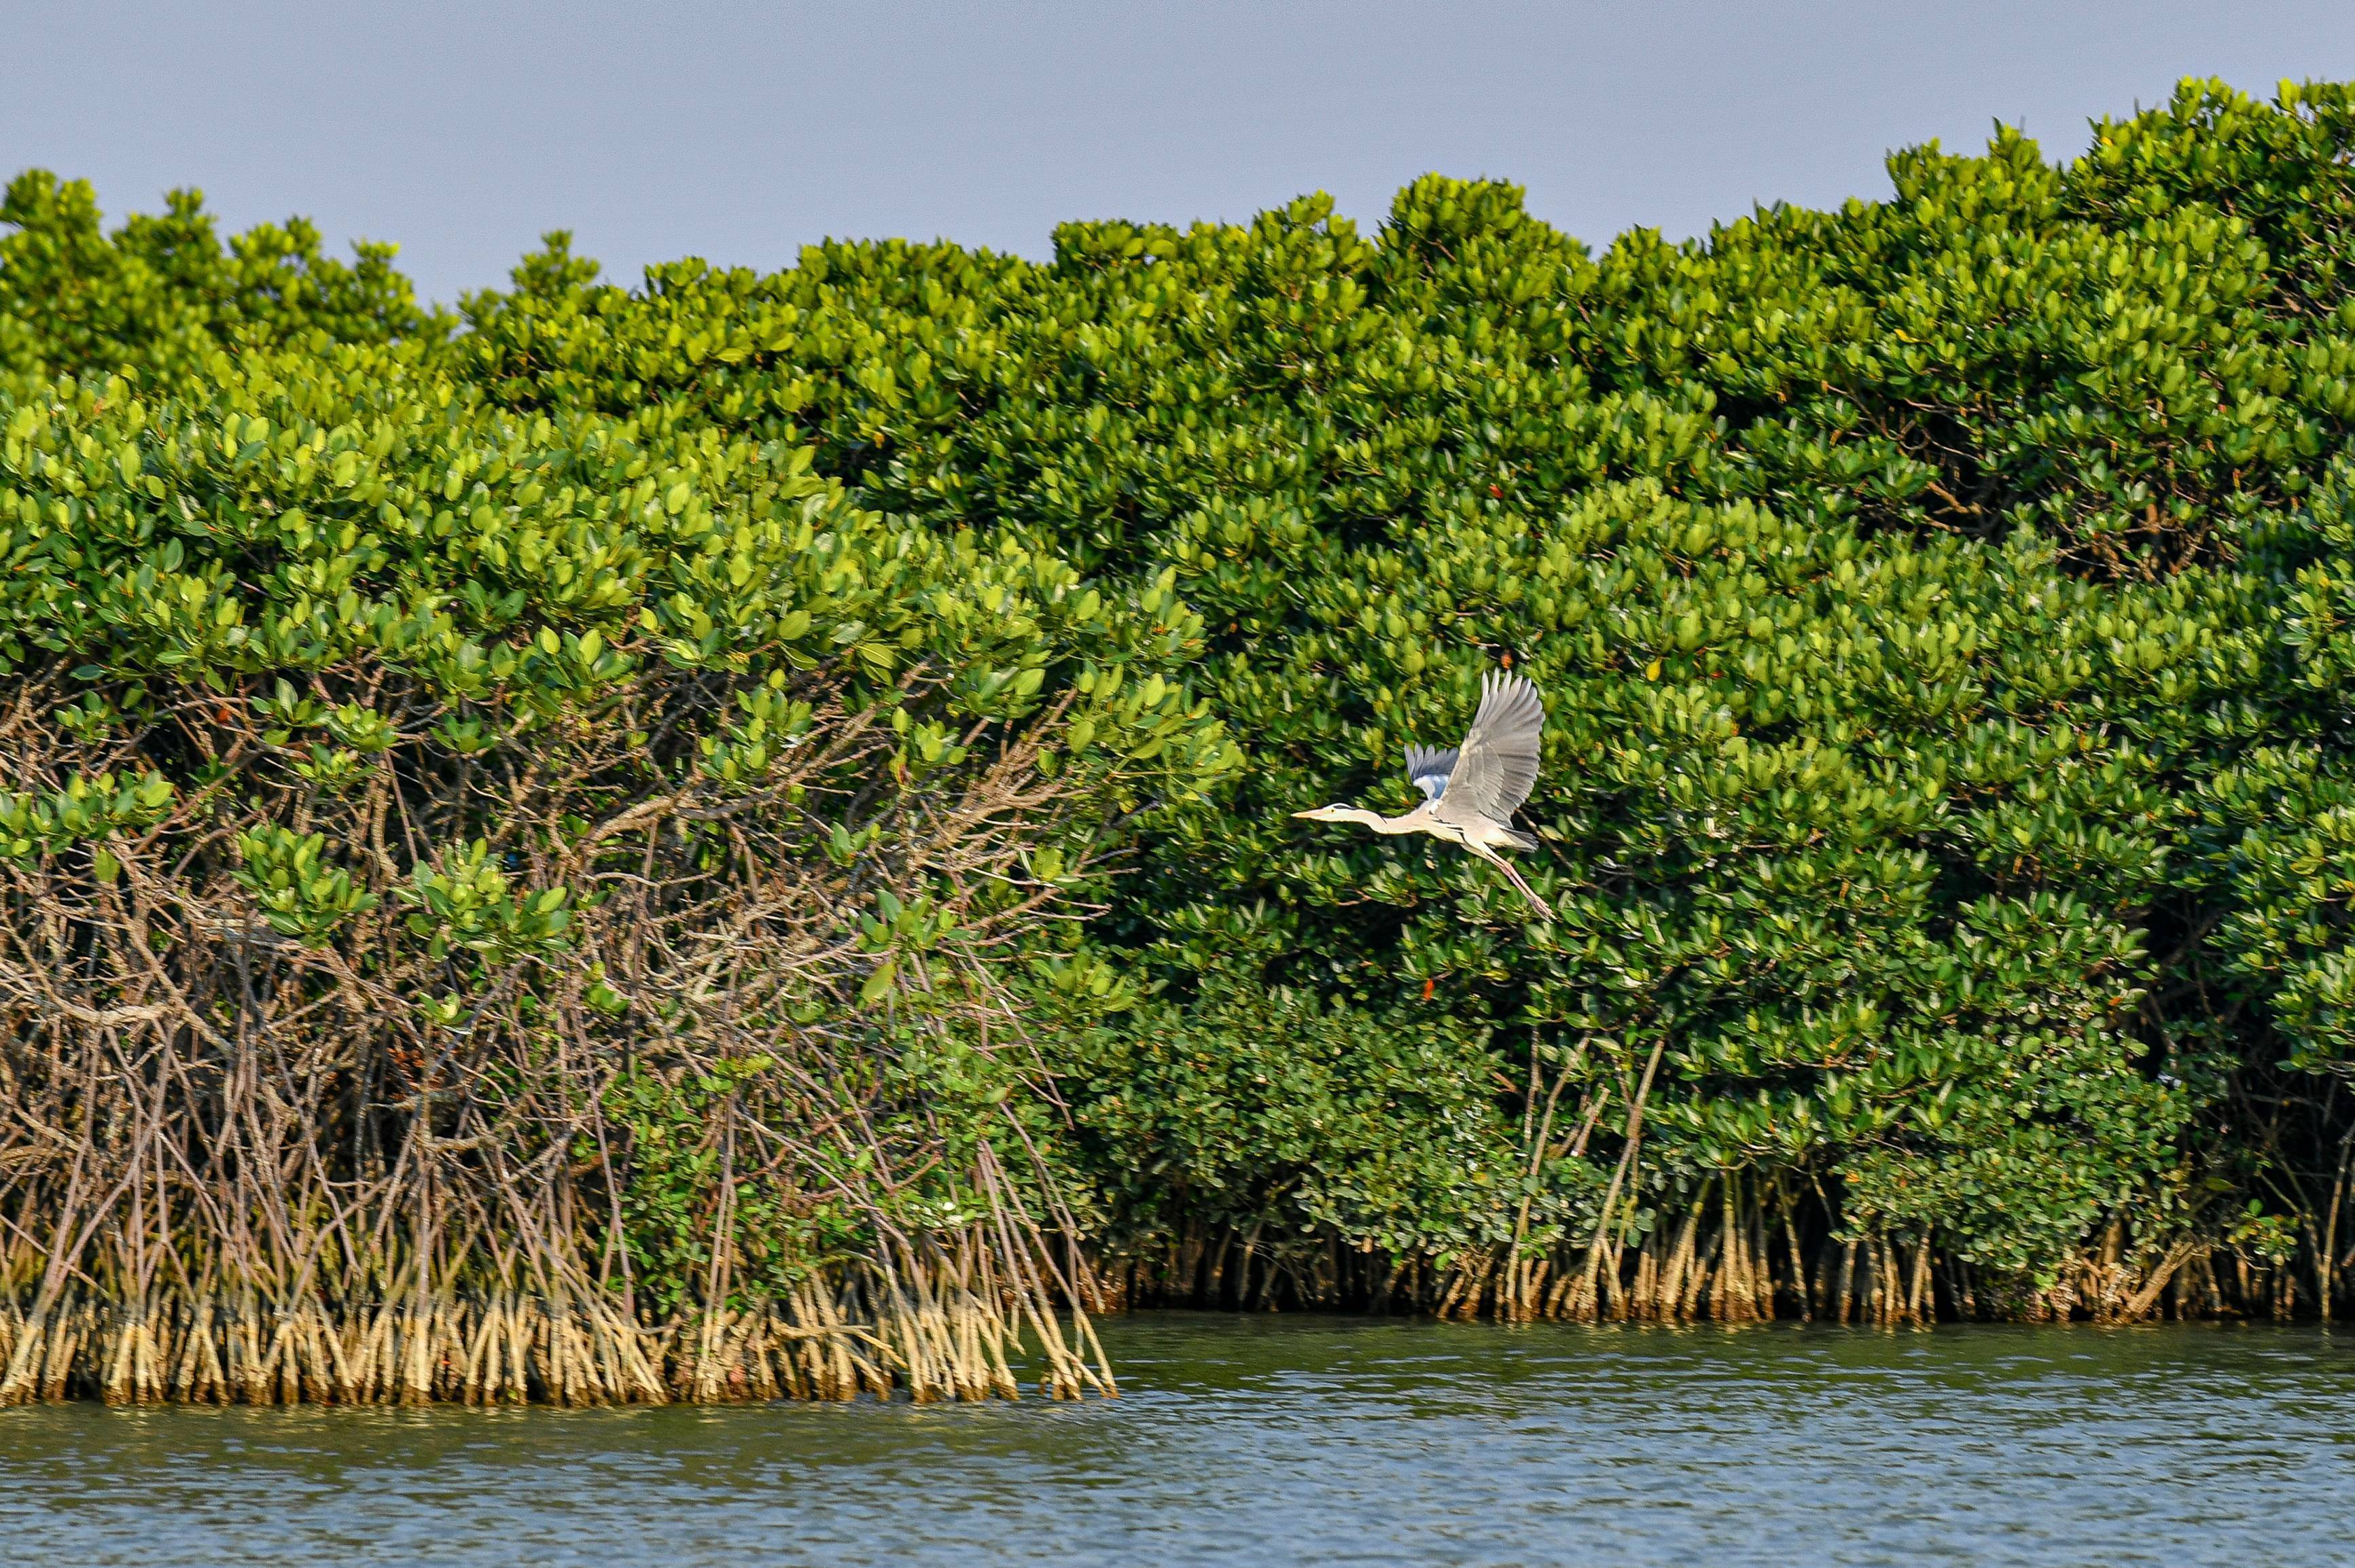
[{"left": 5, "top": 77, "right": 2355, "bottom": 1406}]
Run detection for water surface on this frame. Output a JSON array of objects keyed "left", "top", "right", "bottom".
[{"left": 5, "top": 1315, "right": 2352, "bottom": 1566}]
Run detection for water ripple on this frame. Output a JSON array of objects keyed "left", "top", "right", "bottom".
[{"left": 3, "top": 1319, "right": 2352, "bottom": 1566}]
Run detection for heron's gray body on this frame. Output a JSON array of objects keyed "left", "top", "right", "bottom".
[{"left": 1293, "top": 671, "right": 1548, "bottom": 912}]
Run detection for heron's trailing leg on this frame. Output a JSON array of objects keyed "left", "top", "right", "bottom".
[{"left": 1468, "top": 840, "right": 1548, "bottom": 916}]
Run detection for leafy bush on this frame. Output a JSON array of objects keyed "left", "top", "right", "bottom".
[{"left": 0, "top": 317, "right": 1228, "bottom": 1402}]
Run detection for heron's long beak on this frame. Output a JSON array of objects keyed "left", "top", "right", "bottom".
[{"left": 1291, "top": 808, "right": 1320, "bottom": 819}]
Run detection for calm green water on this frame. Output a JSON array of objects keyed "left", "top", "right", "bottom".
[{"left": 4, "top": 1315, "right": 2353, "bottom": 1567}]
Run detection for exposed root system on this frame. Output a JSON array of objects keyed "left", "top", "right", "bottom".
[{"left": 0, "top": 1258, "right": 1112, "bottom": 1407}]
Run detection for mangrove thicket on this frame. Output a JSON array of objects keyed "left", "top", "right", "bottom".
[{"left": 5, "top": 77, "right": 2355, "bottom": 1404}]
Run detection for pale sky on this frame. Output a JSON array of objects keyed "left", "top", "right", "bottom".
[{"left": 5, "top": 1, "right": 2353, "bottom": 304}]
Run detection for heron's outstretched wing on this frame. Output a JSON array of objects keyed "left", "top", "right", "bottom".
[
  {"left": 1404, "top": 744, "right": 1458, "bottom": 801},
  {"left": 1431, "top": 672, "right": 1544, "bottom": 830}
]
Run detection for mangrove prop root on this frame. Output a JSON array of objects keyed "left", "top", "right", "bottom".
[
  {"left": 0, "top": 1260, "right": 1100, "bottom": 1406},
  {"left": 1109, "top": 1186, "right": 2318, "bottom": 1330}
]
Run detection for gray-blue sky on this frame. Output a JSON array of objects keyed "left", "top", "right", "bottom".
[{"left": 5, "top": 1, "right": 2353, "bottom": 305}]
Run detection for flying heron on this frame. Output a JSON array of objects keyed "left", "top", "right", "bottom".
[{"left": 1293, "top": 671, "right": 1548, "bottom": 913}]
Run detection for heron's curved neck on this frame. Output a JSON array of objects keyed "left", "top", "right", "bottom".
[{"left": 1339, "top": 806, "right": 1420, "bottom": 834}]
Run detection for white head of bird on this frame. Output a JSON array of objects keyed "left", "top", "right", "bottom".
[
  {"left": 1290, "top": 803, "right": 1385, "bottom": 826},
  {"left": 1290, "top": 671, "right": 1550, "bottom": 914}
]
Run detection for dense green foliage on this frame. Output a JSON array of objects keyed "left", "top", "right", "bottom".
[
  {"left": 0, "top": 177, "right": 1227, "bottom": 1400},
  {"left": 11, "top": 79, "right": 2355, "bottom": 1357},
  {"left": 0, "top": 169, "right": 432, "bottom": 382}
]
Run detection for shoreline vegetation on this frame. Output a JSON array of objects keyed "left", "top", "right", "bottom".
[{"left": 7, "top": 79, "right": 2355, "bottom": 1405}]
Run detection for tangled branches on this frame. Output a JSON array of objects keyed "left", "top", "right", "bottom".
[{"left": 0, "top": 654, "right": 1137, "bottom": 1403}]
